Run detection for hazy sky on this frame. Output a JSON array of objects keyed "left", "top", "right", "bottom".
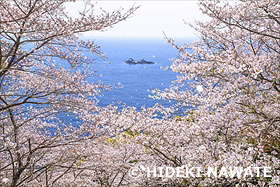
[{"left": 66, "top": 1, "right": 210, "bottom": 38}]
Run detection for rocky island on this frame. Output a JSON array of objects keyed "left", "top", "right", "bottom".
[{"left": 124, "top": 58, "right": 155, "bottom": 65}]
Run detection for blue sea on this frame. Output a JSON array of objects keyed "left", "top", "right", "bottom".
[{"left": 83, "top": 36, "right": 194, "bottom": 110}]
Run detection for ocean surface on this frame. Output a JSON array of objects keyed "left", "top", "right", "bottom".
[{"left": 83, "top": 36, "right": 194, "bottom": 110}]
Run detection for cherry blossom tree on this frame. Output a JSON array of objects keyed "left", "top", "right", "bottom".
[
  {"left": 2, "top": 0, "right": 280, "bottom": 186},
  {"left": 0, "top": 0, "right": 139, "bottom": 186},
  {"left": 138, "top": 0, "right": 280, "bottom": 186}
]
